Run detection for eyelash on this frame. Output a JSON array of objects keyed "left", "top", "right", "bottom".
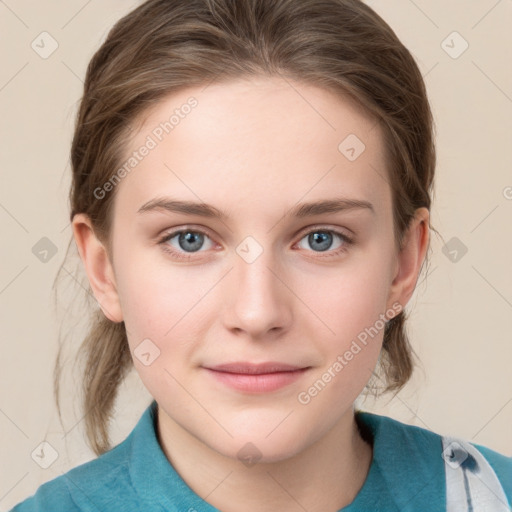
[{"left": 157, "top": 225, "right": 354, "bottom": 261}]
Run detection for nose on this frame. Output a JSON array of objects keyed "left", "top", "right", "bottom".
[{"left": 221, "top": 246, "right": 293, "bottom": 340}]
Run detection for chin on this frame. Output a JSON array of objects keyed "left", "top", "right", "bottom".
[
  {"left": 211, "top": 433, "right": 309, "bottom": 466},
  {"left": 202, "top": 414, "right": 317, "bottom": 465}
]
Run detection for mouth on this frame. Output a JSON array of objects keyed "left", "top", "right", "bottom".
[{"left": 203, "top": 362, "right": 311, "bottom": 393}]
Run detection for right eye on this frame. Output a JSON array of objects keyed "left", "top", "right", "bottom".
[{"left": 158, "top": 227, "right": 217, "bottom": 260}]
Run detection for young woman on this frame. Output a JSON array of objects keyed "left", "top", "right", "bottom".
[{"left": 10, "top": 0, "right": 511, "bottom": 511}]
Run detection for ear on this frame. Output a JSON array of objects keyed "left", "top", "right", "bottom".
[
  {"left": 71, "top": 213, "right": 123, "bottom": 323},
  {"left": 386, "top": 207, "right": 430, "bottom": 312}
]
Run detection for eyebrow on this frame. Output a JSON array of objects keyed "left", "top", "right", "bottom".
[{"left": 137, "top": 196, "right": 375, "bottom": 219}]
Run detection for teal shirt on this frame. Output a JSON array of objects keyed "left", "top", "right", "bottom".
[{"left": 10, "top": 400, "right": 512, "bottom": 511}]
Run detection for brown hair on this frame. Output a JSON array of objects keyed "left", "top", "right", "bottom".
[{"left": 55, "top": 0, "right": 437, "bottom": 456}]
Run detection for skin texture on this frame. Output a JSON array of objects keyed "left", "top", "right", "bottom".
[{"left": 73, "top": 76, "right": 429, "bottom": 511}]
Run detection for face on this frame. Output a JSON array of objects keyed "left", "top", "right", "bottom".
[{"left": 97, "top": 77, "right": 410, "bottom": 462}]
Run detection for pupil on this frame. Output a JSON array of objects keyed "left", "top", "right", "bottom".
[
  {"left": 310, "top": 232, "right": 332, "bottom": 252},
  {"left": 179, "top": 232, "right": 203, "bottom": 252}
]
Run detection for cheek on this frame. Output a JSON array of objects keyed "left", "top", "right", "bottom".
[
  {"left": 291, "top": 246, "right": 394, "bottom": 403},
  {"left": 113, "top": 257, "right": 207, "bottom": 399},
  {"left": 294, "top": 264, "right": 390, "bottom": 416},
  {"left": 114, "top": 247, "right": 210, "bottom": 339},
  {"left": 298, "top": 253, "right": 393, "bottom": 347},
  {"left": 113, "top": 253, "right": 225, "bottom": 392}
]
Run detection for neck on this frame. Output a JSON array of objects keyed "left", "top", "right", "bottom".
[{"left": 157, "top": 407, "right": 373, "bottom": 512}]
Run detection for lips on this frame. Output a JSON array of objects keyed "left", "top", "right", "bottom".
[
  {"left": 207, "top": 362, "right": 306, "bottom": 374},
  {"left": 203, "top": 362, "right": 310, "bottom": 392}
]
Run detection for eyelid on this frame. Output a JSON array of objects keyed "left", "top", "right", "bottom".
[
  {"left": 158, "top": 224, "right": 215, "bottom": 240},
  {"left": 294, "top": 223, "right": 354, "bottom": 240}
]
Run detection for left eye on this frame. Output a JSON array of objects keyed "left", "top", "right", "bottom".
[{"left": 296, "top": 229, "right": 352, "bottom": 253}]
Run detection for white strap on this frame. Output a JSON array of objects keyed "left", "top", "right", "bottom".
[{"left": 442, "top": 436, "right": 510, "bottom": 512}]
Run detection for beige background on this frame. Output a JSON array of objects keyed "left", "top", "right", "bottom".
[{"left": 1, "top": 0, "right": 511, "bottom": 509}]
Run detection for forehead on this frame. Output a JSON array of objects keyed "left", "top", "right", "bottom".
[{"left": 113, "top": 76, "right": 390, "bottom": 219}]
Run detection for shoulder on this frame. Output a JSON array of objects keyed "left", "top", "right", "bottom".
[
  {"left": 358, "top": 410, "right": 511, "bottom": 465},
  {"left": 382, "top": 414, "right": 512, "bottom": 483},
  {"left": 9, "top": 474, "right": 80, "bottom": 512},
  {"left": 356, "top": 411, "right": 512, "bottom": 508},
  {"left": 9, "top": 402, "right": 164, "bottom": 512},
  {"left": 9, "top": 439, "right": 137, "bottom": 512}
]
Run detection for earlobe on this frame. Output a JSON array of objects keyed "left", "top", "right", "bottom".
[
  {"left": 71, "top": 214, "right": 123, "bottom": 323},
  {"left": 387, "top": 207, "right": 430, "bottom": 311}
]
